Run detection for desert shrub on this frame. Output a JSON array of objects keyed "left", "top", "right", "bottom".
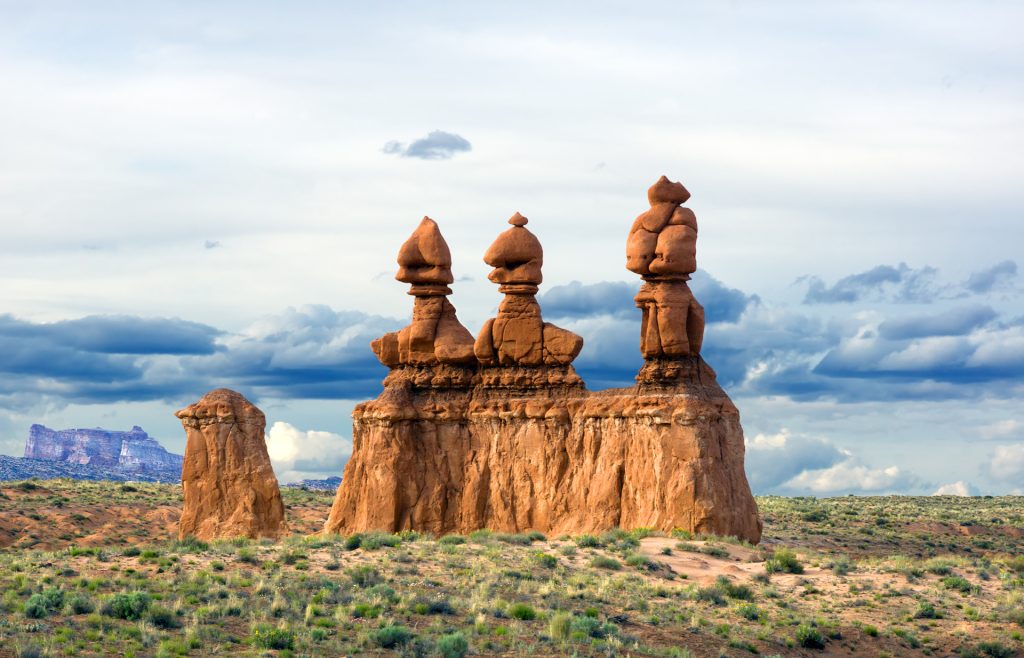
[
  {"left": 549, "top": 612, "right": 572, "bottom": 642},
  {"left": 411, "top": 596, "right": 454, "bottom": 615},
  {"left": 149, "top": 605, "right": 182, "bottom": 629},
  {"left": 533, "top": 552, "right": 558, "bottom": 568},
  {"left": 716, "top": 576, "right": 754, "bottom": 600},
  {"left": 15, "top": 645, "right": 45, "bottom": 658},
  {"left": 343, "top": 534, "right": 363, "bottom": 550},
  {"left": 671, "top": 528, "right": 693, "bottom": 540},
  {"left": 943, "top": 576, "right": 974, "bottom": 594},
  {"left": 829, "top": 555, "right": 852, "bottom": 576},
  {"left": 570, "top": 615, "right": 617, "bottom": 638},
  {"left": 24, "top": 595, "right": 51, "bottom": 619},
  {"left": 625, "top": 553, "right": 651, "bottom": 569},
  {"left": 507, "top": 603, "right": 537, "bottom": 620},
  {"left": 438, "top": 535, "right": 466, "bottom": 545},
  {"left": 361, "top": 532, "right": 402, "bottom": 550},
  {"left": 171, "top": 536, "right": 209, "bottom": 553},
  {"left": 960, "top": 642, "right": 1017, "bottom": 658},
  {"left": 370, "top": 624, "right": 414, "bottom": 649},
  {"left": 236, "top": 547, "right": 258, "bottom": 564},
  {"left": 924, "top": 557, "right": 955, "bottom": 575},
  {"left": 251, "top": 623, "right": 295, "bottom": 650},
  {"left": 700, "top": 545, "right": 730, "bottom": 559},
  {"left": 801, "top": 509, "right": 828, "bottom": 522},
  {"left": 795, "top": 623, "right": 825, "bottom": 649},
  {"left": 468, "top": 529, "right": 493, "bottom": 542},
  {"left": 735, "top": 602, "right": 760, "bottom": 620},
  {"left": 591, "top": 556, "right": 621, "bottom": 570},
  {"left": 437, "top": 631, "right": 469, "bottom": 658},
  {"left": 103, "top": 592, "right": 151, "bottom": 620},
  {"left": 68, "top": 593, "right": 95, "bottom": 615},
  {"left": 696, "top": 585, "right": 727, "bottom": 606},
  {"left": 351, "top": 603, "right": 381, "bottom": 618},
  {"left": 494, "top": 533, "right": 532, "bottom": 546},
  {"left": 914, "top": 602, "right": 941, "bottom": 619},
  {"left": 526, "top": 530, "right": 546, "bottom": 541},
  {"left": 347, "top": 565, "right": 382, "bottom": 588},
  {"left": 765, "top": 548, "right": 804, "bottom": 574},
  {"left": 576, "top": 534, "right": 601, "bottom": 548},
  {"left": 280, "top": 550, "right": 306, "bottom": 565}
]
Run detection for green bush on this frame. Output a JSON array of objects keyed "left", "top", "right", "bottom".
[
  {"left": 507, "top": 603, "right": 537, "bottom": 620},
  {"left": 149, "top": 605, "right": 182, "bottom": 629},
  {"left": 251, "top": 623, "right": 295, "bottom": 650},
  {"left": 438, "top": 535, "right": 466, "bottom": 545},
  {"left": 942, "top": 576, "right": 973, "bottom": 593},
  {"left": 590, "top": 555, "right": 621, "bottom": 570},
  {"left": 533, "top": 552, "right": 558, "bottom": 568},
  {"left": 360, "top": 532, "right": 402, "bottom": 550},
  {"left": 765, "top": 548, "right": 804, "bottom": 574},
  {"left": 575, "top": 535, "right": 601, "bottom": 548},
  {"left": 351, "top": 603, "right": 381, "bottom": 618},
  {"left": 914, "top": 602, "right": 941, "bottom": 619},
  {"left": 795, "top": 623, "right": 825, "bottom": 649},
  {"left": 343, "top": 534, "right": 363, "bottom": 550},
  {"left": 23, "top": 594, "right": 51, "bottom": 619},
  {"left": 736, "top": 603, "right": 760, "bottom": 620},
  {"left": 347, "top": 565, "right": 382, "bottom": 587},
  {"left": 103, "top": 592, "right": 151, "bottom": 620},
  {"left": 370, "top": 624, "right": 414, "bottom": 649},
  {"left": 549, "top": 612, "right": 572, "bottom": 642},
  {"left": 625, "top": 553, "right": 651, "bottom": 569},
  {"left": 68, "top": 593, "right": 95, "bottom": 615},
  {"left": 171, "top": 536, "right": 209, "bottom": 553},
  {"left": 437, "top": 631, "right": 469, "bottom": 658}
]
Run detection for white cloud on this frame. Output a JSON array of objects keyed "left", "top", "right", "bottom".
[
  {"left": 744, "top": 429, "right": 846, "bottom": 492},
  {"left": 265, "top": 421, "right": 350, "bottom": 484},
  {"left": 932, "top": 481, "right": 979, "bottom": 496},
  {"left": 783, "top": 460, "right": 919, "bottom": 494},
  {"left": 988, "top": 443, "right": 1024, "bottom": 483}
]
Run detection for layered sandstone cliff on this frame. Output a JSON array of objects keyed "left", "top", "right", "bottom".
[
  {"left": 325, "top": 179, "right": 762, "bottom": 543},
  {"left": 24, "top": 424, "right": 182, "bottom": 476}
]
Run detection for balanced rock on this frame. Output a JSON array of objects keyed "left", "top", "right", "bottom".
[
  {"left": 325, "top": 184, "right": 761, "bottom": 543},
  {"left": 176, "top": 389, "right": 286, "bottom": 540},
  {"left": 372, "top": 217, "right": 476, "bottom": 372}
]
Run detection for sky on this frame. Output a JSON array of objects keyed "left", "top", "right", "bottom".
[{"left": 1, "top": 1, "right": 1022, "bottom": 494}]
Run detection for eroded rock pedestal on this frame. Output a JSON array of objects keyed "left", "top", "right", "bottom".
[
  {"left": 177, "top": 389, "right": 286, "bottom": 540},
  {"left": 325, "top": 183, "right": 762, "bottom": 543}
]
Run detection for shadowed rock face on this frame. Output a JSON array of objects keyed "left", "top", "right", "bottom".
[
  {"left": 325, "top": 181, "right": 762, "bottom": 543},
  {"left": 176, "top": 389, "right": 285, "bottom": 540}
]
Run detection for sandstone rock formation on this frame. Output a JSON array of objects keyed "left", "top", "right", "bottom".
[
  {"left": 474, "top": 213, "right": 584, "bottom": 375},
  {"left": 326, "top": 187, "right": 762, "bottom": 543},
  {"left": 24, "top": 424, "right": 182, "bottom": 477},
  {"left": 176, "top": 389, "right": 286, "bottom": 540},
  {"left": 372, "top": 217, "right": 476, "bottom": 373},
  {"left": 627, "top": 175, "right": 705, "bottom": 364}
]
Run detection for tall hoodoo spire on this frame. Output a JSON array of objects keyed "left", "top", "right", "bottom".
[{"left": 627, "top": 176, "right": 705, "bottom": 379}]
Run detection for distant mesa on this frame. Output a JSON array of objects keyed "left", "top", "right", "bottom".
[
  {"left": 176, "top": 389, "right": 286, "bottom": 540},
  {"left": 326, "top": 177, "right": 762, "bottom": 543},
  {"left": 22, "top": 424, "right": 182, "bottom": 481}
]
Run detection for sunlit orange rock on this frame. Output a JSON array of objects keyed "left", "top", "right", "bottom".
[{"left": 176, "top": 389, "right": 286, "bottom": 540}]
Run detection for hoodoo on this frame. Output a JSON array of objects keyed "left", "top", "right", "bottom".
[
  {"left": 176, "top": 389, "right": 286, "bottom": 541},
  {"left": 325, "top": 179, "right": 762, "bottom": 543}
]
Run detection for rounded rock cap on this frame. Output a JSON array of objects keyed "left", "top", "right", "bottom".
[
  {"left": 647, "top": 175, "right": 691, "bottom": 206},
  {"left": 175, "top": 388, "right": 265, "bottom": 425}
]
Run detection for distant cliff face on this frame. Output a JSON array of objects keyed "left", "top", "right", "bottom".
[{"left": 24, "top": 424, "right": 183, "bottom": 474}]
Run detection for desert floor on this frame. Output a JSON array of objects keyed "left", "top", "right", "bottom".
[{"left": 0, "top": 480, "right": 1021, "bottom": 657}]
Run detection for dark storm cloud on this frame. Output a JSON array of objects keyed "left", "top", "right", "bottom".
[
  {"left": 0, "top": 307, "right": 400, "bottom": 408},
  {"left": 964, "top": 259, "right": 1017, "bottom": 294},
  {"left": 801, "top": 263, "right": 940, "bottom": 304},
  {"left": 878, "top": 304, "right": 997, "bottom": 340},
  {"left": 539, "top": 271, "right": 756, "bottom": 324},
  {"left": 382, "top": 130, "right": 472, "bottom": 160}
]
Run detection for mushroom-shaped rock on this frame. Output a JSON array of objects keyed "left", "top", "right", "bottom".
[
  {"left": 396, "top": 216, "right": 455, "bottom": 290},
  {"left": 484, "top": 213, "right": 544, "bottom": 287},
  {"left": 176, "top": 389, "right": 286, "bottom": 541}
]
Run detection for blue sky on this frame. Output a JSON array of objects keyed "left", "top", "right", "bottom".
[{"left": 0, "top": 1, "right": 1022, "bottom": 492}]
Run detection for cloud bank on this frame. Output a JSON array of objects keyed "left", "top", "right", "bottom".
[{"left": 382, "top": 130, "right": 472, "bottom": 160}]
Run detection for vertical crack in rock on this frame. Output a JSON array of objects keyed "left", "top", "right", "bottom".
[{"left": 325, "top": 180, "right": 762, "bottom": 543}]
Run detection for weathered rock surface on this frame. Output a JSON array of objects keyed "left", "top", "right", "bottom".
[
  {"left": 24, "top": 424, "right": 182, "bottom": 476},
  {"left": 326, "top": 185, "right": 761, "bottom": 543},
  {"left": 176, "top": 389, "right": 286, "bottom": 540}
]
